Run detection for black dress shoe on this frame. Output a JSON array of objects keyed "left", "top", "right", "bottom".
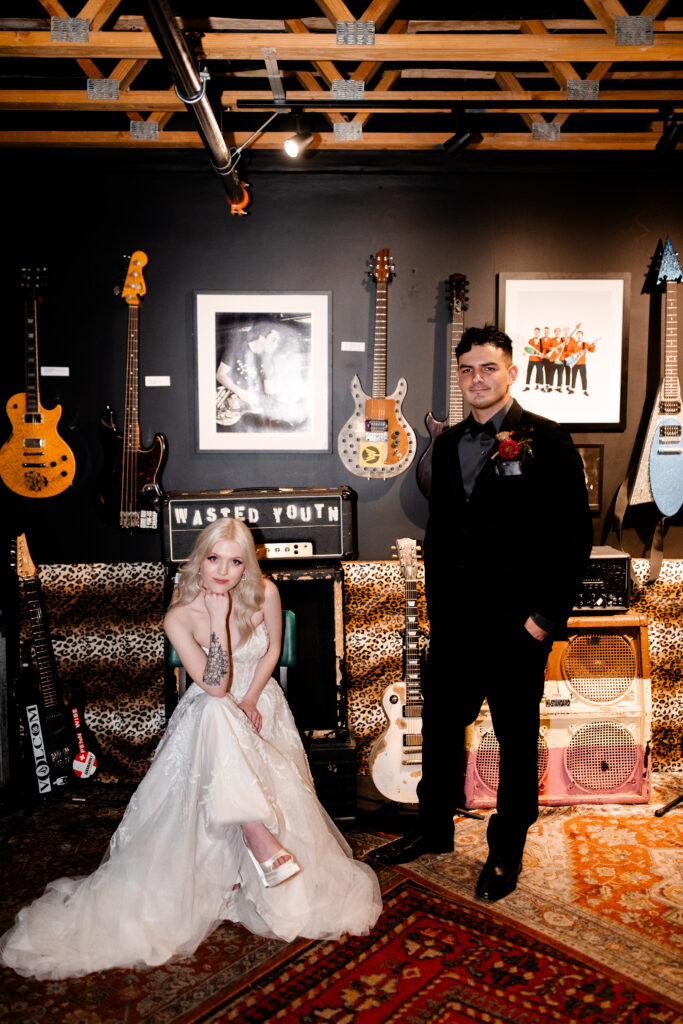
[
  {"left": 368, "top": 833, "right": 452, "bottom": 865},
  {"left": 475, "top": 856, "right": 522, "bottom": 901}
]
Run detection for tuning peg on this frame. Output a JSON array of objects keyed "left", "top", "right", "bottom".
[{"left": 113, "top": 284, "right": 122, "bottom": 296}]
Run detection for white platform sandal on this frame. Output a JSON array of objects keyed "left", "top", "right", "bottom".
[{"left": 243, "top": 839, "right": 301, "bottom": 888}]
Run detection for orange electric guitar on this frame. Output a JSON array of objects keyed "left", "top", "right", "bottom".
[
  {"left": 0, "top": 267, "right": 75, "bottom": 497},
  {"left": 337, "top": 249, "right": 416, "bottom": 479}
]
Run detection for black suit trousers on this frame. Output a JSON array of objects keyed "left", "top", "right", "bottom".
[{"left": 417, "top": 615, "right": 552, "bottom": 868}]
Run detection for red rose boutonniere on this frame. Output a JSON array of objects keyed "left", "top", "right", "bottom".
[{"left": 491, "top": 430, "right": 533, "bottom": 462}]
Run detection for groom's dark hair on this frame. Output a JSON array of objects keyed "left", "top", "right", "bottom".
[{"left": 456, "top": 324, "right": 513, "bottom": 362}]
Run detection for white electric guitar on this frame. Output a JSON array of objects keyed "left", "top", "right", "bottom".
[
  {"left": 337, "top": 249, "right": 417, "bottom": 479},
  {"left": 369, "top": 538, "right": 423, "bottom": 803},
  {"left": 630, "top": 235, "right": 683, "bottom": 517}
]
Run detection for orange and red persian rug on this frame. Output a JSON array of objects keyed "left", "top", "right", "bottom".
[{"left": 0, "top": 776, "right": 681, "bottom": 1023}]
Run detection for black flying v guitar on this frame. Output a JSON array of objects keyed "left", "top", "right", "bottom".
[{"left": 97, "top": 251, "right": 167, "bottom": 529}]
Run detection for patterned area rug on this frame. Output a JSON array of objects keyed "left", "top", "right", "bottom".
[
  {"left": 0, "top": 777, "right": 681, "bottom": 1023},
  {"left": 187, "top": 876, "right": 682, "bottom": 1024},
  {"left": 393, "top": 772, "right": 683, "bottom": 1011}
]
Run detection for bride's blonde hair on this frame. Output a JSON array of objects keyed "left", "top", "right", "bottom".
[{"left": 172, "top": 518, "right": 265, "bottom": 637}]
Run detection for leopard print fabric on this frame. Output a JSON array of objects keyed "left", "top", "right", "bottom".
[
  {"left": 343, "top": 558, "right": 682, "bottom": 776},
  {"left": 27, "top": 562, "right": 166, "bottom": 783},
  {"left": 22, "top": 557, "right": 680, "bottom": 785}
]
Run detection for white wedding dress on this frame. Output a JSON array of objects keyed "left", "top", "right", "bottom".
[{"left": 0, "top": 623, "right": 382, "bottom": 980}]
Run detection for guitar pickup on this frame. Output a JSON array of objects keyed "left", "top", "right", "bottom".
[
  {"left": 365, "top": 418, "right": 388, "bottom": 433},
  {"left": 23, "top": 438, "right": 44, "bottom": 448}
]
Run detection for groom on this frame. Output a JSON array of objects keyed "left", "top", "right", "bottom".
[{"left": 372, "top": 325, "right": 592, "bottom": 900}]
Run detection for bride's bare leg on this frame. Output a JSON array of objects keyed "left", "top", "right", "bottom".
[{"left": 241, "top": 822, "right": 291, "bottom": 869}]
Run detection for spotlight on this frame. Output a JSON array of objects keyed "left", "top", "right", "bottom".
[
  {"left": 443, "top": 128, "right": 482, "bottom": 158},
  {"left": 655, "top": 115, "right": 682, "bottom": 155},
  {"left": 284, "top": 130, "right": 314, "bottom": 157}
]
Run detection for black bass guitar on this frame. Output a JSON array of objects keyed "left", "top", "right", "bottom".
[
  {"left": 97, "top": 251, "right": 167, "bottom": 529},
  {"left": 416, "top": 273, "right": 468, "bottom": 498}
]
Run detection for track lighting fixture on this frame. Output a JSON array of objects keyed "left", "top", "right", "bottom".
[{"left": 284, "top": 117, "right": 314, "bottom": 158}]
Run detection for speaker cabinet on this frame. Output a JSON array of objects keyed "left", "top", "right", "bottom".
[
  {"left": 266, "top": 565, "right": 348, "bottom": 740},
  {"left": 464, "top": 614, "right": 652, "bottom": 808}
]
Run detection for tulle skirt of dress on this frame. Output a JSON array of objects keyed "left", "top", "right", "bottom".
[{"left": 0, "top": 625, "right": 382, "bottom": 980}]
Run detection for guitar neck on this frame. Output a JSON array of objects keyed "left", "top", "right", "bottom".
[
  {"left": 123, "top": 304, "right": 141, "bottom": 452},
  {"left": 24, "top": 293, "right": 41, "bottom": 419},
  {"left": 663, "top": 280, "right": 680, "bottom": 407},
  {"left": 446, "top": 309, "right": 465, "bottom": 426},
  {"left": 404, "top": 577, "right": 422, "bottom": 707},
  {"left": 22, "top": 578, "right": 63, "bottom": 710},
  {"left": 371, "top": 278, "right": 388, "bottom": 398}
]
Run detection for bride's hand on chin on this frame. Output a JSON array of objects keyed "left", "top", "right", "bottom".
[{"left": 200, "top": 586, "right": 232, "bottom": 619}]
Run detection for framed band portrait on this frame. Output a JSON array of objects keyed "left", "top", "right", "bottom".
[
  {"left": 195, "top": 291, "right": 331, "bottom": 452},
  {"left": 498, "top": 273, "right": 630, "bottom": 431}
]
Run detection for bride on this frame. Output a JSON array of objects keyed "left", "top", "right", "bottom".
[{"left": 1, "top": 519, "right": 382, "bottom": 980}]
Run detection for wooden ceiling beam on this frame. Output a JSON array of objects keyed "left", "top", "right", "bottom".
[
  {"left": 0, "top": 129, "right": 670, "bottom": 151},
  {"left": 76, "top": 0, "right": 123, "bottom": 32},
  {"left": 3, "top": 31, "right": 683, "bottom": 62}
]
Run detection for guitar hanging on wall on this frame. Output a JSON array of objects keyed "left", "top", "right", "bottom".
[
  {"left": 416, "top": 272, "right": 468, "bottom": 498},
  {"left": 629, "top": 236, "right": 683, "bottom": 519},
  {"left": 369, "top": 538, "right": 423, "bottom": 803},
  {"left": 0, "top": 267, "right": 76, "bottom": 498},
  {"left": 97, "top": 251, "right": 167, "bottom": 530},
  {"left": 14, "top": 533, "right": 101, "bottom": 794},
  {"left": 337, "top": 248, "right": 416, "bottom": 479}
]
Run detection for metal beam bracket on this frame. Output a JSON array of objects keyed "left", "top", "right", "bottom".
[
  {"left": 130, "top": 121, "right": 159, "bottom": 140},
  {"left": 532, "top": 122, "right": 561, "bottom": 141},
  {"left": 175, "top": 67, "right": 210, "bottom": 105},
  {"left": 50, "top": 17, "right": 89, "bottom": 42},
  {"left": 566, "top": 80, "right": 599, "bottom": 101},
  {"left": 331, "top": 79, "right": 366, "bottom": 100},
  {"left": 336, "top": 21, "right": 375, "bottom": 46},
  {"left": 334, "top": 122, "right": 364, "bottom": 141},
  {"left": 262, "top": 47, "right": 286, "bottom": 105},
  {"left": 87, "top": 79, "right": 120, "bottom": 100},
  {"left": 614, "top": 16, "right": 653, "bottom": 46}
]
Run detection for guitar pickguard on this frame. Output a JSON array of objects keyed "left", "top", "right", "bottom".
[
  {"left": 631, "top": 381, "right": 683, "bottom": 513},
  {"left": 369, "top": 681, "right": 423, "bottom": 803},
  {"left": 337, "top": 375, "right": 417, "bottom": 479}
]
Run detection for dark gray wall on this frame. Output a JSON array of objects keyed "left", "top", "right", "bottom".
[{"left": 2, "top": 148, "right": 682, "bottom": 569}]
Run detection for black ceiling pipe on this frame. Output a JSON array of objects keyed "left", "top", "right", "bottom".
[{"left": 143, "top": 0, "right": 249, "bottom": 214}]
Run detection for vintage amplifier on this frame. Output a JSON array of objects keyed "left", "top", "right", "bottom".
[
  {"left": 161, "top": 486, "right": 356, "bottom": 564},
  {"left": 572, "top": 546, "right": 631, "bottom": 613}
]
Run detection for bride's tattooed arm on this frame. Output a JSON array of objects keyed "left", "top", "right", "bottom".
[{"left": 203, "top": 632, "right": 230, "bottom": 688}]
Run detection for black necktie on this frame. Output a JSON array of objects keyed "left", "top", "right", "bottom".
[{"left": 468, "top": 417, "right": 496, "bottom": 438}]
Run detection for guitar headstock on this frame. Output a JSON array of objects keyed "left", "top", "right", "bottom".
[
  {"left": 449, "top": 273, "right": 469, "bottom": 313},
  {"left": 15, "top": 532, "right": 37, "bottom": 581},
  {"left": 392, "top": 537, "right": 421, "bottom": 581},
  {"left": 658, "top": 236, "right": 683, "bottom": 286},
  {"left": 120, "top": 251, "right": 148, "bottom": 306},
  {"left": 20, "top": 266, "right": 48, "bottom": 298},
  {"left": 369, "top": 248, "right": 395, "bottom": 284}
]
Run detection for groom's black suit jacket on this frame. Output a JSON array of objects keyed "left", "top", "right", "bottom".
[{"left": 423, "top": 399, "right": 592, "bottom": 640}]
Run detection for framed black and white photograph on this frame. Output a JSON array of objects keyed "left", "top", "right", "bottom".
[
  {"left": 195, "top": 291, "right": 331, "bottom": 452},
  {"left": 498, "top": 273, "right": 630, "bottom": 431},
  {"left": 576, "top": 444, "right": 604, "bottom": 515}
]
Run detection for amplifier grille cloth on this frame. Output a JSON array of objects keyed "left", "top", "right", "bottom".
[
  {"left": 475, "top": 730, "right": 548, "bottom": 791},
  {"left": 566, "top": 721, "right": 638, "bottom": 790},
  {"left": 562, "top": 634, "right": 637, "bottom": 702}
]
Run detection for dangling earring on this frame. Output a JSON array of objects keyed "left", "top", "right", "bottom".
[{"left": 241, "top": 570, "right": 249, "bottom": 583}]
